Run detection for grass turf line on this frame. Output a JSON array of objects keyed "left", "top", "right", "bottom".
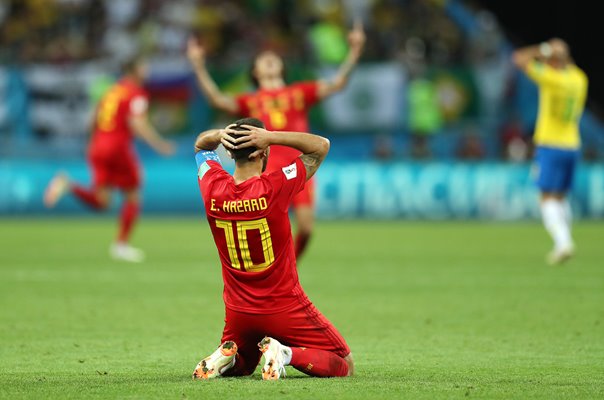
[{"left": 0, "top": 219, "right": 603, "bottom": 399}]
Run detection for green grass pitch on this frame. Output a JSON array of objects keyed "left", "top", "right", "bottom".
[{"left": 1, "top": 218, "right": 603, "bottom": 399}]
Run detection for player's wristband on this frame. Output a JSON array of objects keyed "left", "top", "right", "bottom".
[
  {"left": 539, "top": 42, "right": 553, "bottom": 58},
  {"left": 195, "top": 150, "right": 221, "bottom": 168}
]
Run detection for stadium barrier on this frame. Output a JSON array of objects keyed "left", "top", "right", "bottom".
[{"left": 1, "top": 160, "right": 603, "bottom": 219}]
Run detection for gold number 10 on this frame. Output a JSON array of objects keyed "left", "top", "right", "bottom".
[{"left": 215, "top": 218, "right": 275, "bottom": 272}]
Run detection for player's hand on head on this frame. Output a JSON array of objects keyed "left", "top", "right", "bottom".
[
  {"left": 240, "top": 125, "right": 272, "bottom": 151},
  {"left": 186, "top": 37, "right": 206, "bottom": 65},
  {"left": 548, "top": 38, "right": 568, "bottom": 53},
  {"left": 224, "top": 124, "right": 272, "bottom": 157},
  {"left": 240, "top": 124, "right": 270, "bottom": 136},
  {"left": 549, "top": 38, "right": 565, "bottom": 47},
  {"left": 220, "top": 125, "right": 239, "bottom": 150}
]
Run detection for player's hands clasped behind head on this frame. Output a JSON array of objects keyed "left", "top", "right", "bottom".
[
  {"left": 219, "top": 124, "right": 240, "bottom": 150},
  {"left": 348, "top": 20, "right": 366, "bottom": 55},
  {"left": 223, "top": 124, "right": 272, "bottom": 160},
  {"left": 187, "top": 37, "right": 206, "bottom": 66}
]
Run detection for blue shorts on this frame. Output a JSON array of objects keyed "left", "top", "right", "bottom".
[{"left": 534, "top": 146, "right": 579, "bottom": 193}]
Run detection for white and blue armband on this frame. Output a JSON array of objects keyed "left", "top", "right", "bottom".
[{"left": 195, "top": 150, "right": 221, "bottom": 179}]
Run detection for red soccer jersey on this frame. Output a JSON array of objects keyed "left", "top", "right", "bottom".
[
  {"left": 91, "top": 78, "right": 149, "bottom": 150},
  {"left": 196, "top": 150, "right": 310, "bottom": 314},
  {"left": 236, "top": 81, "right": 320, "bottom": 172}
]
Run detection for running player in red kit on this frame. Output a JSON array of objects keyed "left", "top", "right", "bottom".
[
  {"left": 192, "top": 118, "right": 353, "bottom": 380},
  {"left": 187, "top": 22, "right": 365, "bottom": 259},
  {"left": 44, "top": 57, "right": 175, "bottom": 262}
]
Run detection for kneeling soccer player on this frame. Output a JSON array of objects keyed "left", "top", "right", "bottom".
[{"left": 192, "top": 118, "right": 353, "bottom": 380}]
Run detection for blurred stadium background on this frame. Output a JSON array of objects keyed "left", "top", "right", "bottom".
[
  {"left": 2, "top": 1, "right": 604, "bottom": 398},
  {"left": 1, "top": 0, "right": 603, "bottom": 219}
]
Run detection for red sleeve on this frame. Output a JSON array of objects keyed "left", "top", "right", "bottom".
[
  {"left": 265, "top": 158, "right": 307, "bottom": 211},
  {"left": 293, "top": 81, "right": 320, "bottom": 109},
  {"left": 198, "top": 161, "right": 226, "bottom": 196}
]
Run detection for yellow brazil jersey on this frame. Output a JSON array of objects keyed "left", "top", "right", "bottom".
[{"left": 526, "top": 60, "right": 588, "bottom": 150}]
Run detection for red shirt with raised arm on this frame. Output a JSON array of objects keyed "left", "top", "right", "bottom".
[{"left": 235, "top": 81, "right": 320, "bottom": 171}]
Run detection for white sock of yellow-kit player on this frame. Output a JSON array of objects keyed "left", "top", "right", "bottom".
[
  {"left": 540, "top": 198, "right": 572, "bottom": 251},
  {"left": 561, "top": 198, "right": 573, "bottom": 227},
  {"left": 561, "top": 198, "right": 575, "bottom": 249}
]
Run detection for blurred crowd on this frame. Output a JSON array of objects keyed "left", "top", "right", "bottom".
[
  {"left": 0, "top": 0, "right": 488, "bottom": 65},
  {"left": 0, "top": 0, "right": 320, "bottom": 64},
  {"left": 0, "top": 0, "right": 601, "bottom": 161}
]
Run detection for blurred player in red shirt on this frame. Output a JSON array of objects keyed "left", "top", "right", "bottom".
[
  {"left": 44, "top": 57, "right": 175, "bottom": 262},
  {"left": 191, "top": 118, "right": 353, "bottom": 380},
  {"left": 187, "top": 22, "right": 365, "bottom": 259}
]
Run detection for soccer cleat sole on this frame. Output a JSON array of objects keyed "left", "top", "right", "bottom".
[
  {"left": 192, "top": 341, "right": 238, "bottom": 380},
  {"left": 262, "top": 360, "right": 279, "bottom": 380},
  {"left": 259, "top": 337, "right": 283, "bottom": 380}
]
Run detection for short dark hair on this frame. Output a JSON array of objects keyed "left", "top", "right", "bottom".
[
  {"left": 228, "top": 118, "right": 265, "bottom": 161},
  {"left": 121, "top": 55, "right": 145, "bottom": 75}
]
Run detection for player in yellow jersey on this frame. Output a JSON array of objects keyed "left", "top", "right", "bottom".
[{"left": 513, "top": 38, "right": 588, "bottom": 265}]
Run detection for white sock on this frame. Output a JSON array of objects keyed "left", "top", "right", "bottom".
[
  {"left": 561, "top": 198, "right": 573, "bottom": 226},
  {"left": 282, "top": 346, "right": 292, "bottom": 365},
  {"left": 541, "top": 199, "right": 572, "bottom": 251},
  {"left": 561, "top": 198, "right": 574, "bottom": 248}
]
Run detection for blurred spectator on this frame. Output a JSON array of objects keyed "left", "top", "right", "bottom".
[
  {"left": 500, "top": 114, "right": 529, "bottom": 162},
  {"left": 467, "top": 11, "right": 513, "bottom": 135},
  {"left": 405, "top": 39, "right": 443, "bottom": 159},
  {"left": 103, "top": 0, "right": 140, "bottom": 27},
  {"left": 308, "top": 18, "right": 348, "bottom": 65},
  {"left": 373, "top": 134, "right": 395, "bottom": 160},
  {"left": 456, "top": 126, "right": 485, "bottom": 160},
  {"left": 0, "top": 2, "right": 8, "bottom": 25},
  {"left": 1, "top": 67, "right": 31, "bottom": 151},
  {"left": 582, "top": 146, "right": 599, "bottom": 162}
]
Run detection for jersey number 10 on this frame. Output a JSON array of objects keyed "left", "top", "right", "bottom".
[{"left": 215, "top": 218, "right": 275, "bottom": 273}]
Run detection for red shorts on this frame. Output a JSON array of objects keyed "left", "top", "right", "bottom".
[
  {"left": 220, "top": 301, "right": 350, "bottom": 376},
  {"left": 291, "top": 176, "right": 315, "bottom": 208},
  {"left": 89, "top": 146, "right": 141, "bottom": 190}
]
